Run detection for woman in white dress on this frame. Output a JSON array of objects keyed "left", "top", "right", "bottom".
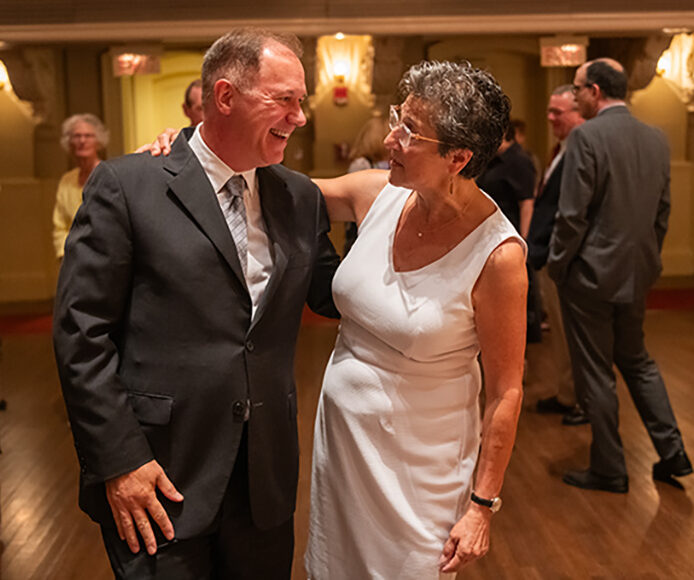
[
  {"left": 145, "top": 59, "right": 526, "bottom": 579},
  {"left": 307, "top": 61, "right": 527, "bottom": 579}
]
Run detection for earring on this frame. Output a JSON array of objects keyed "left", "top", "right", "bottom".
[{"left": 449, "top": 177, "right": 454, "bottom": 196}]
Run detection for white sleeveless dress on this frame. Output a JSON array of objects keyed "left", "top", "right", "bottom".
[{"left": 305, "top": 184, "right": 524, "bottom": 580}]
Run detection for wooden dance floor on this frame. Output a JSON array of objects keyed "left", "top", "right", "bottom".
[{"left": 0, "top": 305, "right": 692, "bottom": 579}]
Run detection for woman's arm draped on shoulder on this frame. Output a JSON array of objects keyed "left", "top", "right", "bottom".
[
  {"left": 440, "top": 239, "right": 526, "bottom": 573},
  {"left": 313, "top": 169, "right": 389, "bottom": 224}
]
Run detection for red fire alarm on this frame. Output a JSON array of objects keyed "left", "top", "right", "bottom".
[{"left": 333, "top": 85, "right": 348, "bottom": 106}]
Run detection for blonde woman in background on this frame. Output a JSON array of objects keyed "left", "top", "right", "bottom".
[
  {"left": 52, "top": 113, "right": 109, "bottom": 259},
  {"left": 344, "top": 115, "right": 390, "bottom": 254}
]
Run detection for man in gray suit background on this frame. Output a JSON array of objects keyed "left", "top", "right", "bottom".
[{"left": 548, "top": 58, "right": 691, "bottom": 493}]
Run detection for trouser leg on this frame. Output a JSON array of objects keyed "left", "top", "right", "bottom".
[
  {"left": 613, "top": 300, "right": 685, "bottom": 461},
  {"left": 538, "top": 267, "right": 575, "bottom": 406},
  {"left": 213, "top": 424, "right": 294, "bottom": 580},
  {"left": 100, "top": 525, "right": 214, "bottom": 580},
  {"left": 560, "top": 289, "right": 626, "bottom": 477},
  {"left": 100, "top": 425, "right": 294, "bottom": 580}
]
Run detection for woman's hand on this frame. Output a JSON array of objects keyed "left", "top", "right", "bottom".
[
  {"left": 438, "top": 504, "right": 492, "bottom": 573},
  {"left": 135, "top": 128, "right": 180, "bottom": 156}
]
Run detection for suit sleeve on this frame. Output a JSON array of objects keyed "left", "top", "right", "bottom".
[
  {"left": 547, "top": 129, "right": 595, "bottom": 285},
  {"left": 655, "top": 137, "right": 671, "bottom": 252},
  {"left": 53, "top": 162, "right": 154, "bottom": 486},
  {"left": 306, "top": 187, "right": 341, "bottom": 318}
]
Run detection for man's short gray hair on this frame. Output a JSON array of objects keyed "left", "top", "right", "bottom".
[
  {"left": 201, "top": 28, "right": 303, "bottom": 105},
  {"left": 398, "top": 60, "right": 511, "bottom": 179}
]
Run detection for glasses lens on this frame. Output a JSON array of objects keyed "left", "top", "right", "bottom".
[
  {"left": 399, "top": 127, "right": 411, "bottom": 149},
  {"left": 389, "top": 106, "right": 398, "bottom": 130}
]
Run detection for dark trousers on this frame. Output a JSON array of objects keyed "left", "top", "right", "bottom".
[
  {"left": 101, "top": 426, "right": 294, "bottom": 579},
  {"left": 559, "top": 287, "right": 685, "bottom": 478}
]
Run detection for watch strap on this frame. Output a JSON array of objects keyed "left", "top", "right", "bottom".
[{"left": 470, "top": 492, "right": 494, "bottom": 508}]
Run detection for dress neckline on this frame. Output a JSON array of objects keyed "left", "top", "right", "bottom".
[{"left": 390, "top": 188, "right": 498, "bottom": 275}]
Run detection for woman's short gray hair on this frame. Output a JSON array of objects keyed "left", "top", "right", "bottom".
[
  {"left": 398, "top": 60, "right": 510, "bottom": 179},
  {"left": 60, "top": 113, "right": 109, "bottom": 153}
]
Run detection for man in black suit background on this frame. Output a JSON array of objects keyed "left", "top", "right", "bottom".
[
  {"left": 529, "top": 84, "right": 585, "bottom": 425},
  {"left": 53, "top": 28, "right": 340, "bottom": 578},
  {"left": 548, "top": 58, "right": 691, "bottom": 493}
]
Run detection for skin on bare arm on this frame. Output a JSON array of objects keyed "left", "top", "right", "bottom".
[
  {"left": 105, "top": 459, "right": 184, "bottom": 555},
  {"left": 134, "top": 128, "right": 181, "bottom": 155},
  {"left": 439, "top": 239, "right": 526, "bottom": 573},
  {"left": 313, "top": 169, "right": 389, "bottom": 224}
]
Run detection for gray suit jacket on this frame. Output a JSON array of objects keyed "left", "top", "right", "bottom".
[
  {"left": 53, "top": 133, "right": 340, "bottom": 538},
  {"left": 547, "top": 105, "right": 670, "bottom": 302}
]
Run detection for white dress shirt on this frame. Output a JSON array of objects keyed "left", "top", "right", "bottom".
[
  {"left": 189, "top": 125, "right": 273, "bottom": 319},
  {"left": 543, "top": 140, "right": 567, "bottom": 185}
]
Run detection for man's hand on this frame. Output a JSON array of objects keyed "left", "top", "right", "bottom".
[
  {"left": 438, "top": 504, "right": 492, "bottom": 573},
  {"left": 134, "top": 128, "right": 179, "bottom": 156},
  {"left": 105, "top": 459, "right": 184, "bottom": 555}
]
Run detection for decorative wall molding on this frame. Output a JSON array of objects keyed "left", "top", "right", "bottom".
[{"left": 0, "top": 13, "right": 693, "bottom": 44}]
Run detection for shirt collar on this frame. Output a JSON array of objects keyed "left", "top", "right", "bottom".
[{"left": 188, "top": 124, "right": 257, "bottom": 197}]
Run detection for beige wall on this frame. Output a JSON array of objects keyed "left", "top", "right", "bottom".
[
  {"left": 0, "top": 89, "right": 35, "bottom": 178},
  {"left": 631, "top": 76, "right": 694, "bottom": 276},
  {"left": 2, "top": 36, "right": 694, "bottom": 306},
  {"left": 0, "top": 178, "right": 58, "bottom": 302},
  {"left": 120, "top": 51, "right": 204, "bottom": 154}
]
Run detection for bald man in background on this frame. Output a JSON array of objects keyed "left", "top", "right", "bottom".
[{"left": 548, "top": 58, "right": 691, "bottom": 493}]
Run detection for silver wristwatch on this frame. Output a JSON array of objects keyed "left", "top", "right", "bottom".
[{"left": 470, "top": 491, "right": 502, "bottom": 513}]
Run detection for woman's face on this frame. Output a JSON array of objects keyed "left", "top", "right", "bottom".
[
  {"left": 384, "top": 96, "right": 451, "bottom": 192},
  {"left": 68, "top": 121, "right": 100, "bottom": 161}
]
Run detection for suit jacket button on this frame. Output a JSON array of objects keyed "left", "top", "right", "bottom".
[
  {"left": 245, "top": 340, "right": 255, "bottom": 352},
  {"left": 232, "top": 400, "right": 247, "bottom": 420}
]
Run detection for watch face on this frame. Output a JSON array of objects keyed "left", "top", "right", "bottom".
[{"left": 490, "top": 497, "right": 503, "bottom": 513}]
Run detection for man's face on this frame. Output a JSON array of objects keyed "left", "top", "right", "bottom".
[
  {"left": 227, "top": 43, "right": 307, "bottom": 170},
  {"left": 183, "top": 85, "right": 203, "bottom": 126},
  {"left": 572, "top": 65, "right": 598, "bottom": 120},
  {"left": 547, "top": 92, "right": 583, "bottom": 141}
]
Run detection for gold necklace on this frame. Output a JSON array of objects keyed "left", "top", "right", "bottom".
[{"left": 414, "top": 191, "right": 474, "bottom": 238}]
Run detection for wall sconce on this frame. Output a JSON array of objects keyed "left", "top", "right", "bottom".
[
  {"left": 540, "top": 36, "right": 589, "bottom": 67},
  {"left": 331, "top": 35, "right": 350, "bottom": 106},
  {"left": 109, "top": 46, "right": 162, "bottom": 77},
  {"left": 315, "top": 33, "right": 374, "bottom": 108},
  {"left": 333, "top": 59, "right": 349, "bottom": 106},
  {"left": 656, "top": 33, "right": 694, "bottom": 108},
  {"left": 0, "top": 60, "right": 10, "bottom": 91},
  {"left": 333, "top": 59, "right": 350, "bottom": 84}
]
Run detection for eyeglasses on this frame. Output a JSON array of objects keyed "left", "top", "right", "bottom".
[
  {"left": 571, "top": 83, "right": 592, "bottom": 94},
  {"left": 70, "top": 133, "right": 97, "bottom": 141},
  {"left": 388, "top": 105, "right": 448, "bottom": 149}
]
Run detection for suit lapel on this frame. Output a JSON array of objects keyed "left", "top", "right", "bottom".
[
  {"left": 164, "top": 135, "right": 249, "bottom": 292},
  {"left": 249, "top": 166, "right": 294, "bottom": 329}
]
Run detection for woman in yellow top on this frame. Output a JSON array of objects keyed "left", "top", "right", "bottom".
[{"left": 52, "top": 113, "right": 109, "bottom": 258}]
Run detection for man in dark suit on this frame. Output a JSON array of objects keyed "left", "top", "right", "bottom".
[
  {"left": 548, "top": 58, "right": 691, "bottom": 493},
  {"left": 53, "top": 29, "right": 340, "bottom": 578},
  {"left": 528, "top": 84, "right": 586, "bottom": 425}
]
